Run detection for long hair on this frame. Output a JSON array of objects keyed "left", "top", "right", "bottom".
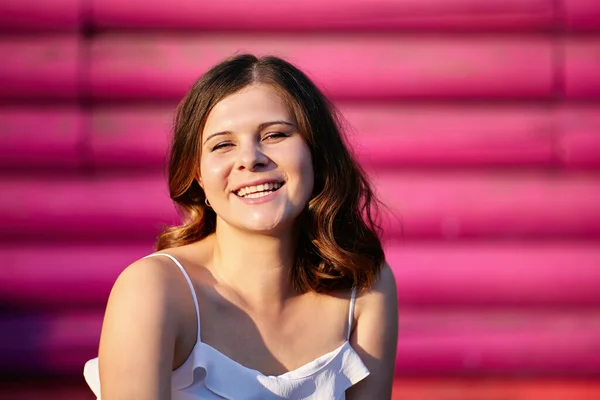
[{"left": 156, "top": 54, "right": 385, "bottom": 292}]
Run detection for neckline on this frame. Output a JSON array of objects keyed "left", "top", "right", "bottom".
[
  {"left": 174, "top": 338, "right": 351, "bottom": 380},
  {"left": 149, "top": 253, "right": 359, "bottom": 380},
  {"left": 146, "top": 253, "right": 358, "bottom": 346}
]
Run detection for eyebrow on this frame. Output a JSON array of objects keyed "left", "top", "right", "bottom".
[{"left": 202, "top": 120, "right": 297, "bottom": 145}]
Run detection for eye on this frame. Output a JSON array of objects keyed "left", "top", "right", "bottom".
[
  {"left": 263, "top": 132, "right": 289, "bottom": 141},
  {"left": 211, "top": 141, "right": 234, "bottom": 151}
]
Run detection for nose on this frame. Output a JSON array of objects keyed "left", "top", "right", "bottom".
[{"left": 236, "top": 141, "right": 269, "bottom": 171}]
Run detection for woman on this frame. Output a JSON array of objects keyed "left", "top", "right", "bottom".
[{"left": 84, "top": 54, "right": 398, "bottom": 399}]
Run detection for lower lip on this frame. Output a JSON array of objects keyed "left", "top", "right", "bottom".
[{"left": 234, "top": 187, "right": 283, "bottom": 205}]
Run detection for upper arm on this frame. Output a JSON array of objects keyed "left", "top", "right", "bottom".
[
  {"left": 98, "top": 258, "right": 181, "bottom": 400},
  {"left": 346, "top": 262, "right": 398, "bottom": 400}
]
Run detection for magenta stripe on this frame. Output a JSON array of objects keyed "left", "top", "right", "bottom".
[
  {"left": 0, "top": 36, "right": 80, "bottom": 99},
  {"left": 90, "top": 0, "right": 556, "bottom": 31},
  {"left": 564, "top": 0, "right": 600, "bottom": 31},
  {"left": 1, "top": 243, "right": 599, "bottom": 307},
  {"left": 89, "top": 35, "right": 554, "bottom": 101},
  {"left": 564, "top": 40, "right": 600, "bottom": 100}
]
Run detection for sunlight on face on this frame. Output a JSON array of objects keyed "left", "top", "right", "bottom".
[{"left": 199, "top": 84, "right": 314, "bottom": 234}]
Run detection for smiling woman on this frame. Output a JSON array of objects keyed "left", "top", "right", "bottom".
[
  {"left": 84, "top": 55, "right": 398, "bottom": 400},
  {"left": 199, "top": 84, "right": 314, "bottom": 235}
]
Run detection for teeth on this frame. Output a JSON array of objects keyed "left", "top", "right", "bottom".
[
  {"left": 235, "top": 182, "right": 283, "bottom": 197},
  {"left": 246, "top": 191, "right": 272, "bottom": 199}
]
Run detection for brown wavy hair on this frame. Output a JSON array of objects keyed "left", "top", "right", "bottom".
[{"left": 156, "top": 54, "right": 385, "bottom": 293}]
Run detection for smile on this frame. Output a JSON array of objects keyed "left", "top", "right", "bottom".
[{"left": 235, "top": 181, "right": 285, "bottom": 198}]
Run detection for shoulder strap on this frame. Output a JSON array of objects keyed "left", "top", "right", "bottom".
[
  {"left": 347, "top": 287, "right": 357, "bottom": 341},
  {"left": 144, "top": 253, "right": 201, "bottom": 341}
]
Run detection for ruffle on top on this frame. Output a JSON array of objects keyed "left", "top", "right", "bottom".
[{"left": 83, "top": 340, "right": 369, "bottom": 400}]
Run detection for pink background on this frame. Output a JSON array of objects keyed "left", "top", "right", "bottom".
[{"left": 1, "top": 0, "right": 599, "bottom": 398}]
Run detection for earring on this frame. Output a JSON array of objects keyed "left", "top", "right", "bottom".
[{"left": 205, "top": 198, "right": 211, "bottom": 208}]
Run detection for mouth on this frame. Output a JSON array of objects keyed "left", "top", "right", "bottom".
[{"left": 234, "top": 181, "right": 285, "bottom": 199}]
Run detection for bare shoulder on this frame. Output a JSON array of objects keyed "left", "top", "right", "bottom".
[
  {"left": 107, "top": 254, "right": 187, "bottom": 312},
  {"left": 101, "top": 253, "right": 195, "bottom": 349},
  {"left": 356, "top": 261, "right": 398, "bottom": 313},
  {"left": 372, "top": 261, "right": 397, "bottom": 295},
  {"left": 97, "top": 254, "right": 189, "bottom": 399},
  {"left": 347, "top": 261, "right": 398, "bottom": 400},
  {"left": 114, "top": 254, "right": 175, "bottom": 286}
]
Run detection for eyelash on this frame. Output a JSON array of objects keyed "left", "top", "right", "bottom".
[
  {"left": 210, "top": 132, "right": 289, "bottom": 152},
  {"left": 264, "top": 131, "right": 288, "bottom": 140},
  {"left": 211, "top": 142, "right": 233, "bottom": 151}
]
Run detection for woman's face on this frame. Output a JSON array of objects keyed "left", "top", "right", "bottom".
[{"left": 199, "top": 84, "right": 314, "bottom": 234}]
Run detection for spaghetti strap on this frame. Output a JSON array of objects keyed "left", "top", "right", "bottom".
[
  {"left": 144, "top": 253, "right": 201, "bottom": 341},
  {"left": 347, "top": 287, "right": 357, "bottom": 341}
]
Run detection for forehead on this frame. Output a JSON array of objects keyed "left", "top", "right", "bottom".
[{"left": 203, "top": 84, "right": 294, "bottom": 135}]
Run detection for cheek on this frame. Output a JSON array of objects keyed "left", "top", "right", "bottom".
[
  {"left": 302, "top": 153, "right": 314, "bottom": 184},
  {"left": 200, "top": 156, "right": 229, "bottom": 192},
  {"left": 294, "top": 146, "right": 314, "bottom": 193}
]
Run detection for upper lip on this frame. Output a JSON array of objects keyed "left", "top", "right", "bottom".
[{"left": 231, "top": 178, "right": 286, "bottom": 193}]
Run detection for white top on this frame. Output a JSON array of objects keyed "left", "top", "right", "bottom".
[{"left": 84, "top": 253, "right": 370, "bottom": 399}]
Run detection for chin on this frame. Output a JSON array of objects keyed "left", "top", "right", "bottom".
[
  {"left": 218, "top": 201, "right": 307, "bottom": 235},
  {"left": 227, "top": 209, "right": 300, "bottom": 235},
  {"left": 240, "top": 218, "right": 291, "bottom": 235}
]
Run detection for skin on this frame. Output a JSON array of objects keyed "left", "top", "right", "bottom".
[{"left": 98, "top": 84, "right": 398, "bottom": 399}]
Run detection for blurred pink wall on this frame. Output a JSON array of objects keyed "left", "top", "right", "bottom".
[{"left": 1, "top": 0, "right": 600, "bottom": 399}]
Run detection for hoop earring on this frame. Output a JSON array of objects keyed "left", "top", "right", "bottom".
[{"left": 205, "top": 198, "right": 211, "bottom": 208}]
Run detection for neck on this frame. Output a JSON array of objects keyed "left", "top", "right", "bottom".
[{"left": 209, "top": 220, "right": 298, "bottom": 310}]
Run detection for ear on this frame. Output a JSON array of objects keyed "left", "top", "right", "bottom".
[{"left": 195, "top": 173, "right": 203, "bottom": 189}]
